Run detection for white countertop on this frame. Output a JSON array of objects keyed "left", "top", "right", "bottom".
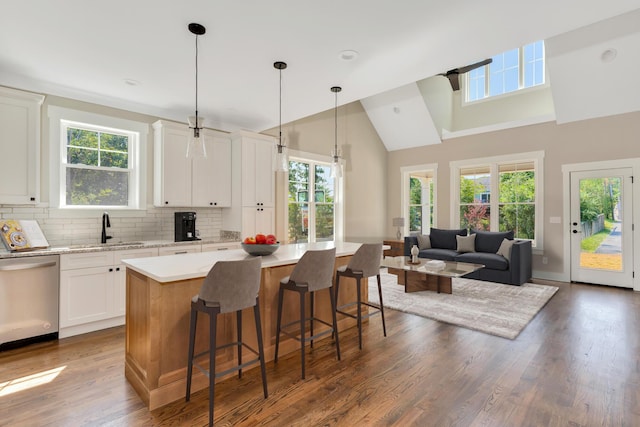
[{"left": 122, "top": 241, "right": 364, "bottom": 283}]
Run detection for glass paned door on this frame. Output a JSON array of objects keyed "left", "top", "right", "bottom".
[{"left": 570, "top": 168, "right": 633, "bottom": 288}]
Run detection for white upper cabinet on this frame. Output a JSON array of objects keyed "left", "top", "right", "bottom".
[
  {"left": 222, "top": 131, "right": 276, "bottom": 236},
  {"left": 0, "top": 87, "right": 44, "bottom": 204},
  {"left": 240, "top": 135, "right": 275, "bottom": 207},
  {"left": 153, "top": 120, "right": 231, "bottom": 207}
]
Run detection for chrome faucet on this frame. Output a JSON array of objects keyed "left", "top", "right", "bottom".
[{"left": 101, "top": 212, "right": 112, "bottom": 244}]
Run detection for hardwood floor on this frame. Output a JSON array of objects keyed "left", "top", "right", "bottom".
[{"left": 2, "top": 279, "right": 640, "bottom": 426}]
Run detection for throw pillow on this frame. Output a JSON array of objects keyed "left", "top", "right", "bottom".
[
  {"left": 429, "top": 227, "right": 467, "bottom": 250},
  {"left": 456, "top": 234, "right": 476, "bottom": 253},
  {"left": 472, "top": 230, "right": 515, "bottom": 253},
  {"left": 497, "top": 238, "right": 515, "bottom": 261},
  {"left": 417, "top": 234, "right": 431, "bottom": 250}
]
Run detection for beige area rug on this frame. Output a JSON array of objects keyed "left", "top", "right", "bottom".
[{"left": 368, "top": 271, "right": 559, "bottom": 339}]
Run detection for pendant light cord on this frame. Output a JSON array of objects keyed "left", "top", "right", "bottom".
[
  {"left": 279, "top": 66, "right": 282, "bottom": 148},
  {"left": 334, "top": 90, "right": 338, "bottom": 155},
  {"left": 194, "top": 34, "right": 199, "bottom": 127}
]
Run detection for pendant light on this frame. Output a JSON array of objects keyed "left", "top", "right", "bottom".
[
  {"left": 274, "top": 61, "right": 288, "bottom": 172},
  {"left": 186, "top": 23, "right": 207, "bottom": 159},
  {"left": 330, "top": 86, "right": 343, "bottom": 178}
]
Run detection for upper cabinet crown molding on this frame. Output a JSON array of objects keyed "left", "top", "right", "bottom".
[
  {"left": 0, "top": 86, "right": 45, "bottom": 205},
  {"left": 152, "top": 119, "right": 231, "bottom": 208}
]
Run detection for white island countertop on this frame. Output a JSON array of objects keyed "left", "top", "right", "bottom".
[{"left": 122, "top": 241, "right": 364, "bottom": 283}]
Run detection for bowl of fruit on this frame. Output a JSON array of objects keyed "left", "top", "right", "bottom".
[{"left": 241, "top": 234, "right": 280, "bottom": 256}]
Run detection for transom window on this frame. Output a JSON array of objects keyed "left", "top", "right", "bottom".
[
  {"left": 60, "top": 120, "right": 139, "bottom": 208},
  {"left": 287, "top": 159, "right": 336, "bottom": 243},
  {"left": 451, "top": 152, "right": 544, "bottom": 249},
  {"left": 467, "top": 40, "right": 545, "bottom": 102}
]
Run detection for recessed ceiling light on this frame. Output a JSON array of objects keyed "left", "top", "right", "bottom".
[
  {"left": 339, "top": 50, "right": 359, "bottom": 61},
  {"left": 600, "top": 48, "right": 617, "bottom": 63},
  {"left": 124, "top": 78, "right": 141, "bottom": 86}
]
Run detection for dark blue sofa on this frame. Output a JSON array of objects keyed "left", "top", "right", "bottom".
[{"left": 403, "top": 228, "right": 532, "bottom": 285}]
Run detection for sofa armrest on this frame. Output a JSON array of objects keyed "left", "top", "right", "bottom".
[
  {"left": 404, "top": 236, "right": 419, "bottom": 256},
  {"left": 510, "top": 240, "right": 532, "bottom": 284}
]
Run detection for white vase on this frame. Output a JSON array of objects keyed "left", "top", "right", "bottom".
[{"left": 411, "top": 244, "right": 419, "bottom": 263}]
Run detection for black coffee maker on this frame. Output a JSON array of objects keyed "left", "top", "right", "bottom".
[{"left": 175, "top": 212, "right": 200, "bottom": 242}]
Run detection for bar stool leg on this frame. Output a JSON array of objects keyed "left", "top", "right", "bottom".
[
  {"left": 356, "top": 277, "right": 363, "bottom": 350},
  {"left": 309, "top": 292, "right": 314, "bottom": 348},
  {"left": 377, "top": 274, "right": 387, "bottom": 337},
  {"left": 237, "top": 310, "right": 242, "bottom": 378},
  {"left": 329, "top": 285, "right": 341, "bottom": 360},
  {"left": 332, "top": 273, "right": 341, "bottom": 340},
  {"left": 253, "top": 298, "right": 268, "bottom": 398},
  {"left": 299, "top": 289, "right": 306, "bottom": 379},
  {"left": 274, "top": 287, "right": 284, "bottom": 362},
  {"left": 208, "top": 310, "right": 217, "bottom": 427},
  {"left": 185, "top": 306, "right": 197, "bottom": 401}
]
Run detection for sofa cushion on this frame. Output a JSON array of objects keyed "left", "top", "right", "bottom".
[
  {"left": 456, "top": 234, "right": 476, "bottom": 253},
  {"left": 455, "top": 252, "right": 509, "bottom": 271},
  {"left": 473, "top": 230, "right": 514, "bottom": 253},
  {"left": 430, "top": 228, "right": 467, "bottom": 250},
  {"left": 417, "top": 234, "right": 431, "bottom": 249},
  {"left": 497, "top": 238, "right": 515, "bottom": 262},
  {"left": 418, "top": 248, "right": 458, "bottom": 261}
]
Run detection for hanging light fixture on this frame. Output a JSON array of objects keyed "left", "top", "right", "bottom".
[
  {"left": 330, "top": 86, "right": 343, "bottom": 178},
  {"left": 186, "top": 23, "right": 207, "bottom": 159},
  {"left": 274, "top": 61, "right": 288, "bottom": 172}
]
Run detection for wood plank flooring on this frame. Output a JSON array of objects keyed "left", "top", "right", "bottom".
[{"left": 2, "top": 279, "right": 640, "bottom": 426}]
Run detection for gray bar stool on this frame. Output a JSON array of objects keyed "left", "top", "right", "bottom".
[
  {"left": 274, "top": 247, "right": 341, "bottom": 379},
  {"left": 185, "top": 257, "right": 267, "bottom": 427},
  {"left": 335, "top": 243, "right": 386, "bottom": 349}
]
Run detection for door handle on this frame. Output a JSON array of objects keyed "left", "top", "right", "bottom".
[{"left": 572, "top": 230, "right": 581, "bottom": 234}]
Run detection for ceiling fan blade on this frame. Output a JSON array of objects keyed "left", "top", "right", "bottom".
[
  {"left": 447, "top": 72, "right": 460, "bottom": 91},
  {"left": 455, "top": 58, "right": 492, "bottom": 74}
]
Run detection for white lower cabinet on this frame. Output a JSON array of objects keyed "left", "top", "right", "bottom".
[
  {"left": 201, "top": 242, "right": 241, "bottom": 252},
  {"left": 241, "top": 206, "right": 275, "bottom": 237},
  {"left": 157, "top": 244, "right": 202, "bottom": 256},
  {"left": 59, "top": 248, "right": 158, "bottom": 338}
]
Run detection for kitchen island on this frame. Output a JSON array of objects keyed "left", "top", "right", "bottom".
[{"left": 122, "top": 241, "right": 365, "bottom": 410}]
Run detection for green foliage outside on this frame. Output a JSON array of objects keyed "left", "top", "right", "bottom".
[
  {"left": 288, "top": 161, "right": 334, "bottom": 243},
  {"left": 66, "top": 127, "right": 129, "bottom": 206},
  {"left": 409, "top": 177, "right": 433, "bottom": 233},
  {"left": 459, "top": 170, "right": 535, "bottom": 239},
  {"left": 579, "top": 178, "right": 619, "bottom": 222}
]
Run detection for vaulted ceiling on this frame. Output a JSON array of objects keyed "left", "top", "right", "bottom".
[{"left": 1, "top": 1, "right": 638, "bottom": 150}]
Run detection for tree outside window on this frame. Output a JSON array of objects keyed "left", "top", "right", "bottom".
[
  {"left": 63, "top": 124, "right": 132, "bottom": 207},
  {"left": 409, "top": 172, "right": 434, "bottom": 234},
  {"left": 288, "top": 159, "right": 335, "bottom": 243},
  {"left": 458, "top": 161, "right": 537, "bottom": 240}
]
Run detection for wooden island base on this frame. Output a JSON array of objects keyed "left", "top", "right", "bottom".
[{"left": 125, "top": 254, "right": 363, "bottom": 410}]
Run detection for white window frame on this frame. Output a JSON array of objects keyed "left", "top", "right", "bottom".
[
  {"left": 465, "top": 41, "right": 546, "bottom": 103},
  {"left": 48, "top": 106, "right": 148, "bottom": 217},
  {"left": 450, "top": 151, "right": 544, "bottom": 251},
  {"left": 286, "top": 150, "right": 344, "bottom": 243},
  {"left": 400, "top": 163, "right": 438, "bottom": 236}
]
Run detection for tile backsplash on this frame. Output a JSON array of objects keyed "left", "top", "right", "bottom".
[{"left": 0, "top": 205, "right": 230, "bottom": 247}]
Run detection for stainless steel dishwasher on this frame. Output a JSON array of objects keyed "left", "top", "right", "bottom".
[{"left": 0, "top": 254, "right": 60, "bottom": 350}]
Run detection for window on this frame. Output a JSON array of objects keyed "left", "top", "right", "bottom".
[
  {"left": 467, "top": 40, "right": 545, "bottom": 102},
  {"left": 401, "top": 164, "right": 437, "bottom": 235},
  {"left": 48, "top": 106, "right": 147, "bottom": 212},
  {"left": 408, "top": 172, "right": 435, "bottom": 234},
  {"left": 288, "top": 158, "right": 336, "bottom": 243},
  {"left": 62, "top": 122, "right": 133, "bottom": 207},
  {"left": 451, "top": 152, "right": 544, "bottom": 248}
]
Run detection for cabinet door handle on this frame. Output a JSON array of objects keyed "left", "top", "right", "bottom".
[
  {"left": 165, "top": 201, "right": 169, "bottom": 205},
  {"left": 116, "top": 267, "right": 120, "bottom": 271},
  {"left": 109, "top": 268, "right": 114, "bottom": 272},
  {"left": 175, "top": 251, "right": 188, "bottom": 254}
]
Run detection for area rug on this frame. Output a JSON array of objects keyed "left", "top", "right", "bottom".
[{"left": 368, "top": 272, "right": 558, "bottom": 339}]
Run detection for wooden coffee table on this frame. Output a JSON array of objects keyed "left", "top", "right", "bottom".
[{"left": 381, "top": 256, "right": 484, "bottom": 294}]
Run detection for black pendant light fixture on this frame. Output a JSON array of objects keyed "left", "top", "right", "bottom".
[
  {"left": 186, "top": 23, "right": 207, "bottom": 159},
  {"left": 274, "top": 61, "right": 288, "bottom": 172},
  {"left": 330, "top": 86, "right": 343, "bottom": 178}
]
